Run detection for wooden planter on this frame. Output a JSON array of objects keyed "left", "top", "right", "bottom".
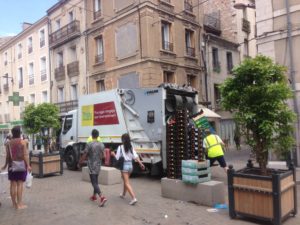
[
  {"left": 30, "top": 152, "right": 63, "bottom": 178},
  {"left": 228, "top": 161, "right": 297, "bottom": 225}
]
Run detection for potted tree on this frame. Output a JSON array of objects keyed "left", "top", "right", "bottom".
[
  {"left": 221, "top": 55, "right": 297, "bottom": 225},
  {"left": 23, "top": 103, "right": 63, "bottom": 178}
]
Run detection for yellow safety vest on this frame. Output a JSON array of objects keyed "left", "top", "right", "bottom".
[
  {"left": 86, "top": 136, "right": 102, "bottom": 143},
  {"left": 204, "top": 134, "right": 224, "bottom": 158}
]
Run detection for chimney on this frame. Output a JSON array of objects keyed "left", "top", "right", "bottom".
[{"left": 22, "top": 22, "right": 32, "bottom": 31}]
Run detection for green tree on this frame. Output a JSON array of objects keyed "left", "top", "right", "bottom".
[
  {"left": 23, "top": 103, "right": 60, "bottom": 153},
  {"left": 220, "top": 55, "right": 295, "bottom": 174}
]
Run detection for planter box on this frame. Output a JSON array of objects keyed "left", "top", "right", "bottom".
[
  {"left": 228, "top": 162, "right": 297, "bottom": 225},
  {"left": 30, "top": 152, "right": 63, "bottom": 178}
]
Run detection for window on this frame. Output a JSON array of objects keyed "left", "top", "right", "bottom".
[
  {"left": 187, "top": 75, "right": 196, "bottom": 88},
  {"left": 95, "top": 36, "right": 104, "bottom": 63},
  {"left": 17, "top": 43, "right": 22, "bottom": 59},
  {"left": 244, "top": 38, "right": 249, "bottom": 57},
  {"left": 30, "top": 94, "right": 35, "bottom": 104},
  {"left": 56, "top": 19, "right": 61, "bottom": 30},
  {"left": 161, "top": 21, "right": 173, "bottom": 51},
  {"left": 29, "top": 63, "right": 34, "bottom": 85},
  {"left": 212, "top": 47, "right": 220, "bottom": 72},
  {"left": 71, "top": 84, "right": 78, "bottom": 100},
  {"left": 62, "top": 115, "right": 73, "bottom": 134},
  {"left": 4, "top": 52, "right": 8, "bottom": 65},
  {"left": 42, "top": 91, "right": 48, "bottom": 103},
  {"left": 163, "top": 71, "right": 175, "bottom": 83},
  {"left": 69, "top": 11, "right": 74, "bottom": 23},
  {"left": 96, "top": 80, "right": 105, "bottom": 92},
  {"left": 18, "top": 67, "right": 23, "bottom": 89},
  {"left": 28, "top": 37, "right": 33, "bottom": 54},
  {"left": 94, "top": 0, "right": 101, "bottom": 19},
  {"left": 185, "top": 29, "right": 195, "bottom": 57},
  {"left": 57, "top": 52, "right": 64, "bottom": 67},
  {"left": 214, "top": 84, "right": 221, "bottom": 110},
  {"left": 58, "top": 87, "right": 64, "bottom": 103},
  {"left": 70, "top": 46, "right": 77, "bottom": 62},
  {"left": 184, "top": 0, "right": 193, "bottom": 12},
  {"left": 226, "top": 52, "right": 233, "bottom": 73},
  {"left": 40, "top": 57, "right": 47, "bottom": 81},
  {"left": 40, "top": 29, "right": 45, "bottom": 47}
]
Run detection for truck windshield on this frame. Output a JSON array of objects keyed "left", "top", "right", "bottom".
[{"left": 62, "top": 115, "right": 73, "bottom": 134}]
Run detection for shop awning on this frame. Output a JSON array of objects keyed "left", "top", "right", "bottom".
[
  {"left": 10, "top": 120, "right": 23, "bottom": 126},
  {"left": 198, "top": 105, "right": 221, "bottom": 118},
  {"left": 0, "top": 124, "right": 10, "bottom": 130}
]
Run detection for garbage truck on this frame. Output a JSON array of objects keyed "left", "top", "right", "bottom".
[{"left": 60, "top": 83, "right": 199, "bottom": 175}]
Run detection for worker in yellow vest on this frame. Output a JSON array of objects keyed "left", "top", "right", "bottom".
[
  {"left": 203, "top": 129, "right": 228, "bottom": 172},
  {"left": 87, "top": 135, "right": 102, "bottom": 143}
]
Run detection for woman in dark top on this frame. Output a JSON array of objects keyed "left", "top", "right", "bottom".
[{"left": 1, "top": 126, "right": 31, "bottom": 209}]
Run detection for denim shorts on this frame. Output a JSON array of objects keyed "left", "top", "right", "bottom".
[{"left": 122, "top": 161, "right": 133, "bottom": 173}]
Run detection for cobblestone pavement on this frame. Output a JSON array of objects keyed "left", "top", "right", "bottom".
[{"left": 0, "top": 148, "right": 299, "bottom": 225}]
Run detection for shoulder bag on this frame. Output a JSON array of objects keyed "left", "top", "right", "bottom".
[
  {"left": 113, "top": 146, "right": 124, "bottom": 170},
  {"left": 8, "top": 143, "right": 26, "bottom": 172}
]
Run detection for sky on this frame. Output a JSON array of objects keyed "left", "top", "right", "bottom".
[{"left": 0, "top": 0, "right": 58, "bottom": 36}]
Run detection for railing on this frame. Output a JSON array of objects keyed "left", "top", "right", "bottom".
[
  {"left": 162, "top": 41, "right": 173, "bottom": 51},
  {"left": 184, "top": 1, "right": 193, "bottom": 12},
  {"left": 28, "top": 46, "right": 33, "bottom": 54},
  {"left": 29, "top": 74, "right": 34, "bottom": 85},
  {"left": 204, "top": 13, "right": 221, "bottom": 35},
  {"left": 41, "top": 70, "right": 47, "bottom": 81},
  {"left": 242, "top": 18, "right": 251, "bottom": 33},
  {"left": 49, "top": 20, "right": 80, "bottom": 46},
  {"left": 94, "top": 10, "right": 102, "bottom": 20},
  {"left": 55, "top": 100, "right": 78, "bottom": 114},
  {"left": 40, "top": 39, "right": 45, "bottom": 47},
  {"left": 67, "top": 61, "right": 79, "bottom": 77},
  {"left": 95, "top": 54, "right": 104, "bottom": 64},
  {"left": 19, "top": 81, "right": 23, "bottom": 89},
  {"left": 186, "top": 47, "right": 195, "bottom": 57},
  {"left": 54, "top": 65, "right": 65, "bottom": 81}
]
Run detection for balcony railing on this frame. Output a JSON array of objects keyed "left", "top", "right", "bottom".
[
  {"left": 28, "top": 46, "right": 33, "bottom": 54},
  {"left": 95, "top": 54, "right": 104, "bottom": 64},
  {"left": 40, "top": 39, "right": 45, "bottom": 47},
  {"left": 55, "top": 65, "right": 66, "bottom": 81},
  {"left": 184, "top": 1, "right": 193, "bottom": 12},
  {"left": 49, "top": 20, "right": 81, "bottom": 48},
  {"left": 55, "top": 100, "right": 78, "bottom": 114},
  {"left": 162, "top": 41, "right": 173, "bottom": 52},
  {"left": 67, "top": 61, "right": 79, "bottom": 77},
  {"left": 19, "top": 81, "right": 23, "bottom": 89},
  {"left": 3, "top": 84, "right": 9, "bottom": 92},
  {"left": 94, "top": 10, "right": 102, "bottom": 20},
  {"left": 29, "top": 74, "right": 34, "bottom": 85},
  {"left": 242, "top": 18, "right": 251, "bottom": 33},
  {"left": 186, "top": 47, "right": 195, "bottom": 57},
  {"left": 204, "top": 13, "right": 221, "bottom": 35},
  {"left": 41, "top": 70, "right": 47, "bottom": 81}
]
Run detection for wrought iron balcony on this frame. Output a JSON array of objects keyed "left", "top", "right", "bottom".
[
  {"left": 49, "top": 20, "right": 81, "bottom": 48},
  {"left": 55, "top": 100, "right": 78, "bottom": 114},
  {"left": 186, "top": 47, "right": 195, "bottom": 57},
  {"left": 67, "top": 61, "right": 79, "bottom": 77},
  {"left": 95, "top": 54, "right": 104, "bottom": 64},
  {"left": 204, "top": 13, "right": 221, "bottom": 35},
  {"left": 55, "top": 65, "right": 66, "bottom": 81},
  {"left": 41, "top": 70, "right": 47, "bottom": 81},
  {"left": 162, "top": 41, "right": 173, "bottom": 52},
  {"left": 94, "top": 10, "right": 102, "bottom": 20},
  {"left": 242, "top": 18, "right": 251, "bottom": 33}
]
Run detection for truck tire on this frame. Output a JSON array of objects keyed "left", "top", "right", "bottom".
[{"left": 65, "top": 149, "right": 78, "bottom": 170}]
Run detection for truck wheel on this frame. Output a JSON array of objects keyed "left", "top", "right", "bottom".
[{"left": 65, "top": 150, "right": 78, "bottom": 170}]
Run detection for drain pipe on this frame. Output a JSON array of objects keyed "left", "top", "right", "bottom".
[{"left": 285, "top": 0, "right": 300, "bottom": 166}]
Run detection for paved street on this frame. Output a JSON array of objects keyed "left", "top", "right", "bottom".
[{"left": 0, "top": 148, "right": 299, "bottom": 225}]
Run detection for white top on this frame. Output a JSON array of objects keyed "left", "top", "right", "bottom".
[{"left": 116, "top": 145, "right": 138, "bottom": 162}]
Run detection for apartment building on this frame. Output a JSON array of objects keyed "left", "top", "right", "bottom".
[
  {"left": 47, "top": 0, "right": 86, "bottom": 114},
  {"left": 0, "top": 17, "right": 50, "bottom": 136},
  {"left": 85, "top": 0, "right": 202, "bottom": 93},
  {"left": 256, "top": 0, "right": 300, "bottom": 165}
]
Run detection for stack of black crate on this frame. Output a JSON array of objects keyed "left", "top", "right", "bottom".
[
  {"left": 166, "top": 108, "right": 189, "bottom": 179},
  {"left": 188, "top": 127, "right": 205, "bottom": 161}
]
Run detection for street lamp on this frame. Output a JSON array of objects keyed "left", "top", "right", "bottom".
[{"left": 233, "top": 3, "right": 256, "bottom": 9}]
